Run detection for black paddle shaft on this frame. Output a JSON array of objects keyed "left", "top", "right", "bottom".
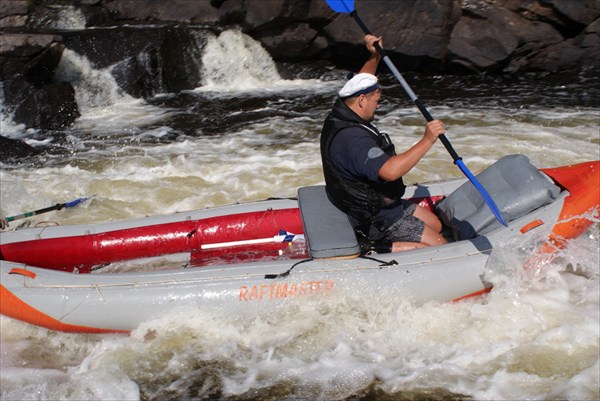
[{"left": 350, "top": 11, "right": 462, "bottom": 163}]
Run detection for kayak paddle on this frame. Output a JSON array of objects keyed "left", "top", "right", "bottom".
[
  {"left": 5, "top": 196, "right": 92, "bottom": 223},
  {"left": 324, "top": 0, "right": 508, "bottom": 227}
]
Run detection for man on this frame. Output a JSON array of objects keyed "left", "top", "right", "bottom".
[{"left": 320, "top": 34, "right": 447, "bottom": 252}]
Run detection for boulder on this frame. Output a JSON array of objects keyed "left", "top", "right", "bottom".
[
  {"left": 0, "top": 33, "right": 80, "bottom": 130},
  {"left": 324, "top": 0, "right": 460, "bottom": 58},
  {"left": 0, "top": 0, "right": 28, "bottom": 28},
  {"left": 257, "top": 22, "right": 323, "bottom": 59},
  {"left": 523, "top": 18, "right": 600, "bottom": 73},
  {"left": 0, "top": 33, "right": 62, "bottom": 79},
  {"left": 61, "top": 27, "right": 164, "bottom": 69},
  {"left": 63, "top": 26, "right": 209, "bottom": 97},
  {"left": 22, "top": 41, "right": 65, "bottom": 85},
  {"left": 448, "top": 2, "right": 563, "bottom": 73},
  {"left": 13, "top": 81, "right": 80, "bottom": 130},
  {"left": 321, "top": 0, "right": 461, "bottom": 71},
  {"left": 545, "top": 0, "right": 599, "bottom": 26},
  {"left": 101, "top": 0, "right": 221, "bottom": 24},
  {"left": 0, "top": 135, "right": 39, "bottom": 161}
]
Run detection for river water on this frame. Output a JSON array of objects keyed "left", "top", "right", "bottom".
[{"left": 1, "top": 29, "right": 599, "bottom": 401}]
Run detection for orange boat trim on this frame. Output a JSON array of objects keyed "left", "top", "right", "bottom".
[
  {"left": 541, "top": 161, "right": 600, "bottom": 249},
  {"left": 0, "top": 284, "right": 129, "bottom": 334},
  {"left": 520, "top": 219, "right": 544, "bottom": 234},
  {"left": 8, "top": 268, "right": 37, "bottom": 279},
  {"left": 451, "top": 286, "right": 493, "bottom": 303}
]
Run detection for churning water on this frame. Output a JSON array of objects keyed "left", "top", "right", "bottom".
[{"left": 0, "top": 29, "right": 599, "bottom": 401}]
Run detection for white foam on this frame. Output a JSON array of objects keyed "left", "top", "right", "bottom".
[
  {"left": 195, "top": 29, "right": 336, "bottom": 95},
  {"left": 1, "top": 31, "right": 598, "bottom": 400},
  {"left": 42, "top": 5, "right": 87, "bottom": 30},
  {"left": 53, "top": 49, "right": 173, "bottom": 134}
]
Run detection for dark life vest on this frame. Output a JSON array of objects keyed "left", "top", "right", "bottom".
[{"left": 320, "top": 98, "right": 406, "bottom": 225}]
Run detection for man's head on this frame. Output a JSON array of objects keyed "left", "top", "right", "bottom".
[{"left": 339, "top": 73, "right": 381, "bottom": 122}]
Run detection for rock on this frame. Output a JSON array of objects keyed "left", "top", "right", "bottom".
[
  {"left": 507, "top": 16, "right": 599, "bottom": 73},
  {"left": 62, "top": 26, "right": 208, "bottom": 97},
  {"left": 0, "top": 0, "right": 28, "bottom": 19},
  {"left": 257, "top": 22, "right": 322, "bottom": 59},
  {"left": 0, "top": 33, "right": 63, "bottom": 82},
  {"left": 448, "top": 2, "right": 563, "bottom": 73},
  {"left": 61, "top": 27, "right": 164, "bottom": 69},
  {"left": 0, "top": 135, "right": 39, "bottom": 161},
  {"left": 13, "top": 81, "right": 80, "bottom": 130},
  {"left": 545, "top": 0, "right": 598, "bottom": 26},
  {"left": 0, "top": 32, "right": 80, "bottom": 130},
  {"left": 243, "top": 0, "right": 287, "bottom": 28},
  {"left": 0, "top": 33, "right": 61, "bottom": 57},
  {"left": 151, "top": 27, "right": 207, "bottom": 93},
  {"left": 23, "top": 42, "right": 65, "bottom": 85},
  {"left": 524, "top": 31, "right": 599, "bottom": 73},
  {"left": 101, "top": 0, "right": 221, "bottom": 24},
  {"left": 323, "top": 0, "right": 461, "bottom": 71}
]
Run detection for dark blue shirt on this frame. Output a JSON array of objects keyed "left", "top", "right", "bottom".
[
  {"left": 329, "top": 126, "right": 413, "bottom": 228},
  {"left": 329, "top": 126, "right": 390, "bottom": 184}
]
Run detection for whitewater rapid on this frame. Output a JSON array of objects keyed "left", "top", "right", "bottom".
[{"left": 1, "top": 29, "right": 598, "bottom": 401}]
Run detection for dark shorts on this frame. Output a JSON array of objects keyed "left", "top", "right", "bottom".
[{"left": 355, "top": 200, "right": 425, "bottom": 243}]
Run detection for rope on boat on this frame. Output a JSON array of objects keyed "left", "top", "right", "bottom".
[
  {"left": 264, "top": 258, "right": 314, "bottom": 279},
  {"left": 359, "top": 254, "right": 399, "bottom": 266}
]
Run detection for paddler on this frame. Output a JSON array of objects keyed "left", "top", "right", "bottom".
[{"left": 320, "top": 34, "right": 448, "bottom": 252}]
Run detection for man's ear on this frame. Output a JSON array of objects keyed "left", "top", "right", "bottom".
[{"left": 357, "top": 94, "right": 365, "bottom": 108}]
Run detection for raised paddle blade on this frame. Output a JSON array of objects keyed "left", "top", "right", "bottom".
[{"left": 325, "top": 0, "right": 354, "bottom": 13}]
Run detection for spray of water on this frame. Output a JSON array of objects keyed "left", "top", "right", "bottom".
[
  {"left": 53, "top": 49, "right": 173, "bottom": 134},
  {"left": 196, "top": 29, "right": 328, "bottom": 94},
  {"left": 35, "top": 5, "right": 86, "bottom": 31},
  {"left": 200, "top": 30, "right": 281, "bottom": 90}
]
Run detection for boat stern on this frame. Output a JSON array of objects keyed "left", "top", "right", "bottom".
[{"left": 541, "top": 160, "right": 600, "bottom": 248}]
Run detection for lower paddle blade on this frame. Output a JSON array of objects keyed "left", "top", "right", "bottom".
[
  {"left": 456, "top": 159, "right": 508, "bottom": 227},
  {"left": 65, "top": 196, "right": 90, "bottom": 209},
  {"left": 325, "top": 0, "right": 354, "bottom": 13}
]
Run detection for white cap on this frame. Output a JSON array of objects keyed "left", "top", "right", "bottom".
[{"left": 338, "top": 73, "right": 379, "bottom": 98}]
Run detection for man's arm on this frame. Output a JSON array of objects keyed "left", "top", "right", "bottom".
[
  {"left": 378, "top": 120, "right": 445, "bottom": 181},
  {"left": 358, "top": 35, "right": 382, "bottom": 75}
]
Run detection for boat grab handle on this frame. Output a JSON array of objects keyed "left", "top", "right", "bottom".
[{"left": 9, "top": 268, "right": 37, "bottom": 279}]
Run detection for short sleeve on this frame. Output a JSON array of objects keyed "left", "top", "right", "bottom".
[{"left": 329, "top": 128, "right": 389, "bottom": 182}]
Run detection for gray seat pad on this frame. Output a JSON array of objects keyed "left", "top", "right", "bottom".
[
  {"left": 298, "top": 186, "right": 359, "bottom": 259},
  {"left": 436, "top": 154, "right": 561, "bottom": 240}
]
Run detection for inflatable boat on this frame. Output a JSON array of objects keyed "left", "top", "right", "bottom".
[{"left": 1, "top": 155, "right": 598, "bottom": 333}]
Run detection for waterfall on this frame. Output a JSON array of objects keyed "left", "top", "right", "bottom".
[
  {"left": 54, "top": 49, "right": 130, "bottom": 111},
  {"left": 36, "top": 5, "right": 86, "bottom": 30},
  {"left": 0, "top": 84, "right": 26, "bottom": 138},
  {"left": 200, "top": 30, "right": 282, "bottom": 91},
  {"left": 54, "top": 49, "right": 170, "bottom": 132}
]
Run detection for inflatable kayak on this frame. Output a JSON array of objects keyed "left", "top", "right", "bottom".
[{"left": 1, "top": 155, "right": 598, "bottom": 333}]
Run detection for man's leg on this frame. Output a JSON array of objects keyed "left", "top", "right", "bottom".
[{"left": 413, "top": 205, "right": 447, "bottom": 246}]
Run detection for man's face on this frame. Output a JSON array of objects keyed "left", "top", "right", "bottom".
[{"left": 360, "top": 89, "right": 381, "bottom": 122}]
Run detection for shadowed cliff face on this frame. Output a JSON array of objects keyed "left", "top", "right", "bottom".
[{"left": 0, "top": 0, "right": 598, "bottom": 133}]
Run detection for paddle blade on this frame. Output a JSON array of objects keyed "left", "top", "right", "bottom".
[
  {"left": 455, "top": 159, "right": 508, "bottom": 227},
  {"left": 325, "top": 0, "right": 354, "bottom": 13},
  {"left": 65, "top": 196, "right": 90, "bottom": 209}
]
